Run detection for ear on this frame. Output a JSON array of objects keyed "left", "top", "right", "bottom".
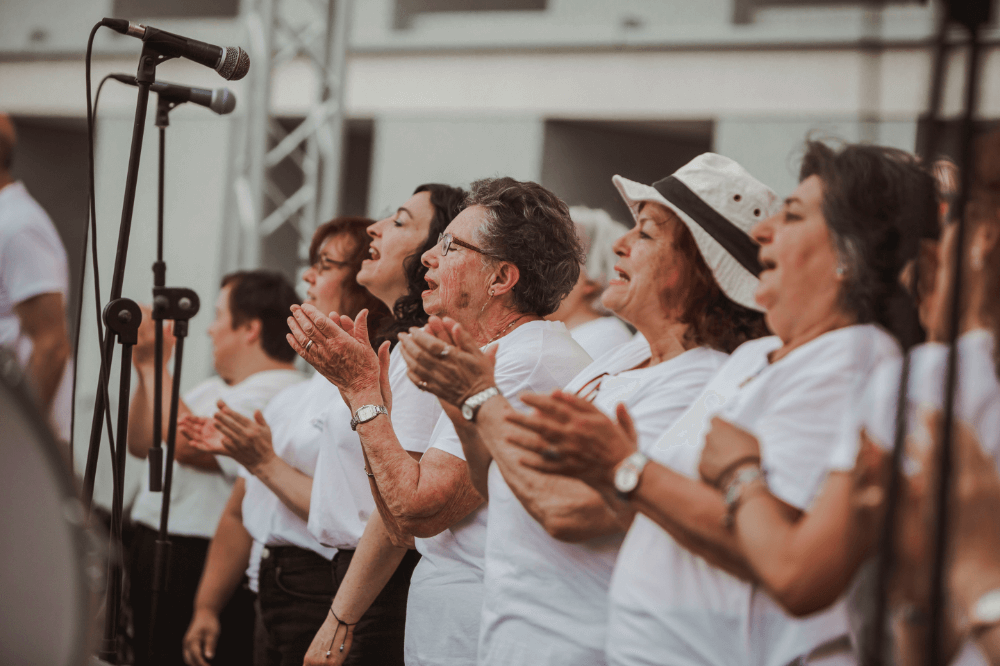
[
  {"left": 487, "top": 262, "right": 520, "bottom": 298},
  {"left": 243, "top": 318, "right": 262, "bottom": 344}
]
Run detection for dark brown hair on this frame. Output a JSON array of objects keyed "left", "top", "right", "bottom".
[
  {"left": 308, "top": 216, "right": 391, "bottom": 348},
  {"left": 798, "top": 141, "right": 937, "bottom": 330},
  {"left": 671, "top": 221, "right": 769, "bottom": 353},
  {"left": 220, "top": 270, "right": 300, "bottom": 362},
  {"left": 381, "top": 183, "right": 468, "bottom": 343}
]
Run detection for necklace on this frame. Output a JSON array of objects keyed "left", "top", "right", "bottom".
[{"left": 487, "top": 315, "right": 526, "bottom": 345}]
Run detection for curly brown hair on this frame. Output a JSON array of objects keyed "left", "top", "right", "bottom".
[
  {"left": 308, "top": 216, "right": 391, "bottom": 348},
  {"left": 671, "top": 220, "right": 769, "bottom": 353}
]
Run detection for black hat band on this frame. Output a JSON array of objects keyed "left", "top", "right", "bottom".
[{"left": 651, "top": 175, "right": 763, "bottom": 277}]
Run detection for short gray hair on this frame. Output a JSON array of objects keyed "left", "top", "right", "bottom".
[{"left": 466, "top": 177, "right": 583, "bottom": 317}]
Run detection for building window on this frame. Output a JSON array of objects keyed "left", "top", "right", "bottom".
[
  {"left": 395, "top": 0, "right": 547, "bottom": 29},
  {"left": 112, "top": 0, "right": 239, "bottom": 20}
]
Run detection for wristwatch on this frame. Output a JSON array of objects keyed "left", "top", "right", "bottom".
[
  {"left": 969, "top": 589, "right": 1000, "bottom": 635},
  {"left": 350, "top": 404, "right": 387, "bottom": 431},
  {"left": 461, "top": 387, "right": 501, "bottom": 421},
  {"left": 613, "top": 452, "right": 649, "bottom": 499}
]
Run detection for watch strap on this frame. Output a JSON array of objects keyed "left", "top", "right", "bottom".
[{"left": 462, "top": 386, "right": 501, "bottom": 421}]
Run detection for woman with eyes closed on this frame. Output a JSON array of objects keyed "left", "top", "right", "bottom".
[
  {"left": 228, "top": 183, "right": 461, "bottom": 666},
  {"left": 507, "top": 141, "right": 933, "bottom": 666},
  {"left": 400, "top": 154, "right": 774, "bottom": 666},
  {"left": 292, "top": 176, "right": 591, "bottom": 666}
]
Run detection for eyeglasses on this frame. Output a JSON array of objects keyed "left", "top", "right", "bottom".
[
  {"left": 438, "top": 232, "right": 494, "bottom": 258},
  {"left": 311, "top": 255, "right": 349, "bottom": 274}
]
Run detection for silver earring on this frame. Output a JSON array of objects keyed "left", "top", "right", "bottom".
[{"left": 835, "top": 265, "right": 846, "bottom": 277}]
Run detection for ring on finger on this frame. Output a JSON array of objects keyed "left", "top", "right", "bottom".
[
  {"left": 305, "top": 340, "right": 314, "bottom": 353},
  {"left": 419, "top": 380, "right": 428, "bottom": 389},
  {"left": 438, "top": 346, "right": 450, "bottom": 357},
  {"left": 542, "top": 446, "right": 562, "bottom": 462}
]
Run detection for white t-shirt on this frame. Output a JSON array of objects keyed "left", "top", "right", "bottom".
[
  {"left": 241, "top": 371, "right": 341, "bottom": 561},
  {"left": 307, "top": 345, "right": 442, "bottom": 550},
  {"left": 831, "top": 330, "right": 1000, "bottom": 666},
  {"left": 607, "top": 325, "right": 899, "bottom": 666},
  {"left": 404, "top": 320, "right": 592, "bottom": 666},
  {"left": 0, "top": 181, "right": 73, "bottom": 441},
  {"left": 131, "top": 368, "right": 304, "bottom": 538},
  {"left": 478, "top": 334, "right": 728, "bottom": 666},
  {"left": 570, "top": 316, "right": 634, "bottom": 360}
]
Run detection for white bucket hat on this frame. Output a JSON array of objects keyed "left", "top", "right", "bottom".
[{"left": 613, "top": 153, "right": 780, "bottom": 312}]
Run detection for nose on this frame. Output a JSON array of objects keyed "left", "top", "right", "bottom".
[
  {"left": 750, "top": 213, "right": 775, "bottom": 245},
  {"left": 367, "top": 217, "right": 387, "bottom": 239},
  {"left": 302, "top": 265, "right": 317, "bottom": 284},
  {"left": 421, "top": 245, "right": 438, "bottom": 269},
  {"left": 612, "top": 228, "right": 633, "bottom": 257}
]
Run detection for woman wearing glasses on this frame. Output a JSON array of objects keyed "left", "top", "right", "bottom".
[
  {"left": 291, "top": 177, "right": 591, "bottom": 666},
  {"left": 181, "top": 184, "right": 465, "bottom": 666},
  {"left": 179, "top": 216, "right": 389, "bottom": 666},
  {"left": 400, "top": 154, "right": 775, "bottom": 665}
]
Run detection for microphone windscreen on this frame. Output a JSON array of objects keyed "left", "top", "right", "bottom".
[
  {"left": 212, "top": 89, "right": 237, "bottom": 115},
  {"left": 218, "top": 47, "right": 250, "bottom": 81}
]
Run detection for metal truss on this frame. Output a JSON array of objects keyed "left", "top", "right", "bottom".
[{"left": 221, "top": 0, "right": 351, "bottom": 272}]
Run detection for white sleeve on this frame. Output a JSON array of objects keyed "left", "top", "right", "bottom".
[
  {"left": 751, "top": 367, "right": 863, "bottom": 510},
  {"left": 0, "top": 225, "right": 65, "bottom": 305},
  {"left": 388, "top": 347, "right": 443, "bottom": 454}
]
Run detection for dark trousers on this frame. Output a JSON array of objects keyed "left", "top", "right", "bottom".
[
  {"left": 332, "top": 548, "right": 420, "bottom": 666},
  {"left": 130, "top": 523, "right": 256, "bottom": 666},
  {"left": 257, "top": 546, "right": 336, "bottom": 666}
]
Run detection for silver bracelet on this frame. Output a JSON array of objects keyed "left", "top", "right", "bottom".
[{"left": 722, "top": 465, "right": 765, "bottom": 529}]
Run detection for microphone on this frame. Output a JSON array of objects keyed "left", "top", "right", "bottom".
[
  {"left": 102, "top": 18, "right": 250, "bottom": 81},
  {"left": 109, "top": 74, "right": 237, "bottom": 115}
]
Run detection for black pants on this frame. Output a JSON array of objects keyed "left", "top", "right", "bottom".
[
  {"left": 130, "top": 523, "right": 256, "bottom": 666},
  {"left": 332, "top": 548, "right": 420, "bottom": 666},
  {"left": 257, "top": 546, "right": 336, "bottom": 666}
]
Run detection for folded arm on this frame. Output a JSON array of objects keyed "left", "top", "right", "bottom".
[{"left": 475, "top": 396, "right": 633, "bottom": 542}]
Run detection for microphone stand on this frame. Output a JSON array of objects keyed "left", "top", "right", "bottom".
[
  {"left": 146, "top": 93, "right": 201, "bottom": 666},
  {"left": 77, "top": 41, "right": 167, "bottom": 664},
  {"left": 76, "top": 40, "right": 197, "bottom": 664}
]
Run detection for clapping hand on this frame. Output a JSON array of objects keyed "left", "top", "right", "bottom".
[
  {"left": 184, "top": 400, "right": 276, "bottom": 473},
  {"left": 503, "top": 390, "right": 639, "bottom": 490},
  {"left": 286, "top": 305, "right": 383, "bottom": 397},
  {"left": 399, "top": 316, "right": 497, "bottom": 407}
]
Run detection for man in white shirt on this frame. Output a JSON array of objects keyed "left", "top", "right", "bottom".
[
  {"left": 128, "top": 271, "right": 304, "bottom": 666},
  {"left": 0, "top": 114, "right": 72, "bottom": 441}
]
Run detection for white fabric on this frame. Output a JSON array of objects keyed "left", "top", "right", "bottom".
[
  {"left": 308, "top": 345, "right": 441, "bottom": 549},
  {"left": 131, "top": 369, "right": 304, "bottom": 538},
  {"left": 569, "top": 316, "right": 634, "bottom": 360},
  {"left": 479, "top": 334, "right": 728, "bottom": 666},
  {"left": 0, "top": 181, "right": 73, "bottom": 440},
  {"left": 405, "top": 320, "right": 592, "bottom": 666},
  {"left": 607, "top": 325, "right": 899, "bottom": 666},
  {"left": 240, "top": 371, "right": 340, "bottom": 559},
  {"left": 831, "top": 330, "right": 1000, "bottom": 666}
]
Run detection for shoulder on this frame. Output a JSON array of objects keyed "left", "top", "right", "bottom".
[{"left": 778, "top": 325, "right": 900, "bottom": 385}]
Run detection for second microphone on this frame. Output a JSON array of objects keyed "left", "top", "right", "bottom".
[{"left": 110, "top": 74, "right": 237, "bottom": 116}]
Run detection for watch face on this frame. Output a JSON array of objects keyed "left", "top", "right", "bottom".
[
  {"left": 462, "top": 404, "right": 474, "bottom": 420},
  {"left": 615, "top": 466, "right": 638, "bottom": 493}
]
